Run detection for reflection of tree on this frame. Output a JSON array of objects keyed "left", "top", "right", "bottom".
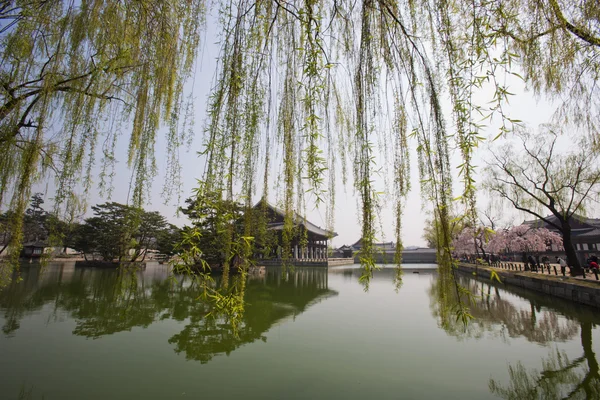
[
  {"left": 429, "top": 275, "right": 580, "bottom": 344},
  {"left": 59, "top": 269, "right": 157, "bottom": 338},
  {"left": 169, "top": 268, "right": 336, "bottom": 363},
  {"left": 0, "top": 264, "right": 336, "bottom": 364},
  {"left": 489, "top": 321, "right": 600, "bottom": 399},
  {"left": 0, "top": 265, "right": 68, "bottom": 335},
  {"left": 428, "top": 273, "right": 600, "bottom": 398}
]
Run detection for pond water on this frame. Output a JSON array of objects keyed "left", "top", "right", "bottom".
[{"left": 0, "top": 262, "right": 599, "bottom": 399}]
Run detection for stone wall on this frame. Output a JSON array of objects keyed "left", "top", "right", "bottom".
[
  {"left": 353, "top": 250, "right": 437, "bottom": 264},
  {"left": 457, "top": 263, "right": 600, "bottom": 308},
  {"left": 327, "top": 258, "right": 355, "bottom": 267}
]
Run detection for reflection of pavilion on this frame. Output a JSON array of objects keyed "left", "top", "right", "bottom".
[{"left": 171, "top": 267, "right": 337, "bottom": 363}]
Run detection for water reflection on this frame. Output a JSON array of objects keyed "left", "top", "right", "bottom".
[
  {"left": 429, "top": 275, "right": 582, "bottom": 343},
  {"left": 489, "top": 321, "right": 600, "bottom": 398},
  {"left": 429, "top": 274, "right": 600, "bottom": 398},
  {"left": 0, "top": 263, "right": 337, "bottom": 363}
]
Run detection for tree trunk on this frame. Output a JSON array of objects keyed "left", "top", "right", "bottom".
[{"left": 560, "top": 220, "right": 583, "bottom": 276}]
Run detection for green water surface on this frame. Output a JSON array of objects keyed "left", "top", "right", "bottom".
[{"left": 0, "top": 263, "right": 598, "bottom": 399}]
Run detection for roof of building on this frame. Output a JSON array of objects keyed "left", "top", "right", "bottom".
[
  {"left": 253, "top": 199, "right": 337, "bottom": 239},
  {"left": 572, "top": 228, "right": 600, "bottom": 238},
  {"left": 351, "top": 238, "right": 395, "bottom": 248},
  {"left": 22, "top": 241, "right": 47, "bottom": 247},
  {"left": 523, "top": 214, "right": 600, "bottom": 229}
]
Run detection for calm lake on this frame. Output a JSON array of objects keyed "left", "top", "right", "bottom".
[{"left": 1, "top": 262, "right": 598, "bottom": 399}]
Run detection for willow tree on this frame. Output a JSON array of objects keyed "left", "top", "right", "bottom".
[
  {"left": 0, "top": 0, "right": 205, "bottom": 275},
  {"left": 190, "top": 0, "right": 599, "bottom": 289},
  {"left": 1, "top": 1, "right": 599, "bottom": 291}
]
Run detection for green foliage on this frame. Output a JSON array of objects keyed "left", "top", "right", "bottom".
[
  {"left": 179, "top": 187, "right": 246, "bottom": 270},
  {"left": 71, "top": 202, "right": 171, "bottom": 262},
  {"left": 2, "top": 0, "right": 599, "bottom": 326},
  {"left": 155, "top": 224, "right": 183, "bottom": 257},
  {"left": 489, "top": 269, "right": 502, "bottom": 284},
  {"left": 77, "top": 203, "right": 136, "bottom": 261},
  {"left": 0, "top": 0, "right": 205, "bottom": 275}
]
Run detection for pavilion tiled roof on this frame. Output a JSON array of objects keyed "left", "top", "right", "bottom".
[{"left": 254, "top": 199, "right": 337, "bottom": 238}]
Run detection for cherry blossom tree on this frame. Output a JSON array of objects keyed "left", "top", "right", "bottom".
[
  {"left": 485, "top": 128, "right": 600, "bottom": 274},
  {"left": 453, "top": 227, "right": 478, "bottom": 257},
  {"left": 487, "top": 225, "right": 562, "bottom": 254},
  {"left": 453, "top": 226, "right": 494, "bottom": 259},
  {"left": 486, "top": 229, "right": 510, "bottom": 255}
]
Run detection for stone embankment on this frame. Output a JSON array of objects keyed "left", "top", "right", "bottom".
[
  {"left": 327, "top": 258, "right": 355, "bottom": 266},
  {"left": 457, "top": 263, "right": 600, "bottom": 308}
]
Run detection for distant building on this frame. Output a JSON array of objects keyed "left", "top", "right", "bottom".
[
  {"left": 523, "top": 214, "right": 600, "bottom": 252},
  {"left": 337, "top": 245, "right": 354, "bottom": 258},
  {"left": 343, "top": 238, "right": 436, "bottom": 264},
  {"left": 351, "top": 238, "right": 396, "bottom": 252},
  {"left": 21, "top": 241, "right": 46, "bottom": 258}
]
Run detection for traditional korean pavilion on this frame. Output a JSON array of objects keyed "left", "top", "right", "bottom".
[{"left": 253, "top": 199, "right": 337, "bottom": 266}]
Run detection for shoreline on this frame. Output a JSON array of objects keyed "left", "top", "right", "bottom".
[{"left": 457, "top": 263, "right": 600, "bottom": 308}]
